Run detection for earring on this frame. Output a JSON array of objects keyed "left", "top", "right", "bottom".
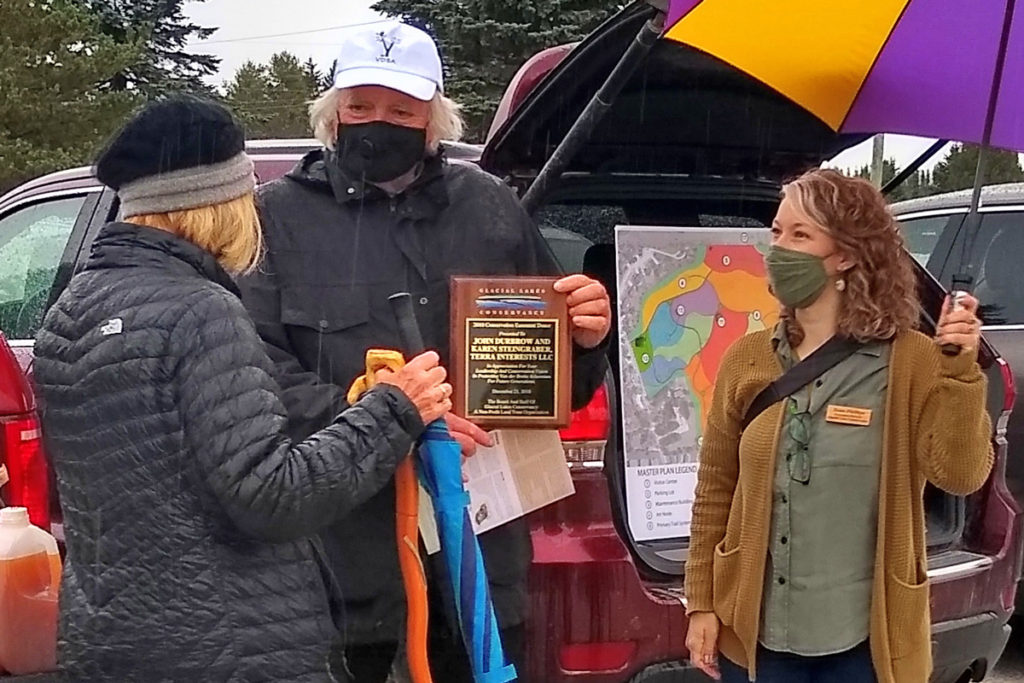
[{"left": 836, "top": 278, "right": 847, "bottom": 292}]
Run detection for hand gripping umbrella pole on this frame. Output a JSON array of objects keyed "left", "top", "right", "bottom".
[{"left": 388, "top": 292, "right": 518, "bottom": 683}]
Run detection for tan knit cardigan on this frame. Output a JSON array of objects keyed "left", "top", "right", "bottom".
[{"left": 683, "top": 329, "right": 994, "bottom": 683}]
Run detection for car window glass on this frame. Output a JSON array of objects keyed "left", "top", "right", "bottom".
[
  {"left": 698, "top": 214, "right": 765, "bottom": 228},
  {"left": 898, "top": 215, "right": 949, "bottom": 267},
  {"left": 965, "top": 211, "right": 1024, "bottom": 325},
  {"left": 536, "top": 204, "right": 628, "bottom": 248},
  {"left": 0, "top": 195, "right": 85, "bottom": 339}
]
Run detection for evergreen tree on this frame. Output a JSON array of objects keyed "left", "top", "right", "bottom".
[
  {"left": 224, "top": 52, "right": 321, "bottom": 139},
  {"left": 849, "top": 159, "right": 938, "bottom": 201},
  {"left": 303, "top": 58, "right": 327, "bottom": 93},
  {"left": 931, "top": 143, "right": 1024, "bottom": 193},
  {"left": 0, "top": 0, "right": 142, "bottom": 193},
  {"left": 78, "top": 0, "right": 219, "bottom": 95},
  {"left": 319, "top": 59, "right": 338, "bottom": 93},
  {"left": 224, "top": 62, "right": 274, "bottom": 137},
  {"left": 372, "top": 0, "right": 620, "bottom": 141}
]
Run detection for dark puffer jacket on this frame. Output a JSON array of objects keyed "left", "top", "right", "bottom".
[{"left": 33, "top": 222, "right": 424, "bottom": 682}]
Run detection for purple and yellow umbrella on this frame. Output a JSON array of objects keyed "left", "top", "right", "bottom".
[
  {"left": 664, "top": 0, "right": 1024, "bottom": 150},
  {"left": 664, "top": 0, "right": 1024, "bottom": 296}
]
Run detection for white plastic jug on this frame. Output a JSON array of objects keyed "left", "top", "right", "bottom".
[{"left": 0, "top": 507, "right": 60, "bottom": 674}]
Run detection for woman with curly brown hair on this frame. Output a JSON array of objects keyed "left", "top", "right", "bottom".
[{"left": 683, "top": 168, "right": 993, "bottom": 683}]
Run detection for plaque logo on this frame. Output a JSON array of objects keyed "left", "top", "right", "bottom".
[{"left": 474, "top": 294, "right": 547, "bottom": 311}]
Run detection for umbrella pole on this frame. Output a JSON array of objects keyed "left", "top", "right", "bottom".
[
  {"left": 520, "top": 10, "right": 665, "bottom": 216},
  {"left": 942, "top": 0, "right": 1016, "bottom": 355},
  {"left": 952, "top": 0, "right": 1017, "bottom": 294}
]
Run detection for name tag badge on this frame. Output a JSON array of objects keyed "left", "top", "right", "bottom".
[{"left": 825, "top": 404, "right": 873, "bottom": 426}]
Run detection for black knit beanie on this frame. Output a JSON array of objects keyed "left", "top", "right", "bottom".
[{"left": 95, "top": 95, "right": 255, "bottom": 217}]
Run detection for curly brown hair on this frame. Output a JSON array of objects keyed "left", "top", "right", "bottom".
[{"left": 781, "top": 168, "right": 919, "bottom": 344}]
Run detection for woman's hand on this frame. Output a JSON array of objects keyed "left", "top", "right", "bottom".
[
  {"left": 686, "top": 611, "right": 721, "bottom": 680},
  {"left": 935, "top": 293, "right": 982, "bottom": 353},
  {"left": 375, "top": 351, "right": 452, "bottom": 425}
]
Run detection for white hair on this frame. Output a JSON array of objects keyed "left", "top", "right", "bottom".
[{"left": 308, "top": 87, "right": 465, "bottom": 153}]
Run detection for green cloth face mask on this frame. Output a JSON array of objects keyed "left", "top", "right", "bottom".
[{"left": 765, "top": 245, "right": 830, "bottom": 309}]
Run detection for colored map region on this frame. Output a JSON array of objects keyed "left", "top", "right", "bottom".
[{"left": 630, "top": 243, "right": 778, "bottom": 431}]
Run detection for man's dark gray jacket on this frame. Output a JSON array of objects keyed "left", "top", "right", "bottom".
[{"left": 239, "top": 149, "right": 608, "bottom": 643}]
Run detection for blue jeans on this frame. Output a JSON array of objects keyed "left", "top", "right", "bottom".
[{"left": 719, "top": 642, "right": 876, "bottom": 683}]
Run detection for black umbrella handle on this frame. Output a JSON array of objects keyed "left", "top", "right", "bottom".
[
  {"left": 941, "top": 274, "right": 974, "bottom": 357},
  {"left": 388, "top": 292, "right": 427, "bottom": 357}
]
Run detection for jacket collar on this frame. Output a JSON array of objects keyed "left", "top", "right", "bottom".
[
  {"left": 285, "top": 147, "right": 450, "bottom": 214},
  {"left": 86, "top": 222, "right": 241, "bottom": 296}
]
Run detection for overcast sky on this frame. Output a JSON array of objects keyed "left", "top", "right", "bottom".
[{"left": 181, "top": 0, "right": 945, "bottom": 171}]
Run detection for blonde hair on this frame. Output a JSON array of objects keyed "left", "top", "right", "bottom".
[
  {"left": 126, "top": 193, "right": 263, "bottom": 275},
  {"left": 781, "top": 168, "right": 919, "bottom": 344},
  {"left": 308, "top": 87, "right": 465, "bottom": 153}
]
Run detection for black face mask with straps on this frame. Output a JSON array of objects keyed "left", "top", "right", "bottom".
[{"left": 333, "top": 121, "right": 427, "bottom": 184}]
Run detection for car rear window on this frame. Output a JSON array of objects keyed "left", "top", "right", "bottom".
[
  {"left": 959, "top": 211, "right": 1024, "bottom": 326},
  {"left": 898, "top": 214, "right": 950, "bottom": 267},
  {"left": 0, "top": 195, "right": 85, "bottom": 339}
]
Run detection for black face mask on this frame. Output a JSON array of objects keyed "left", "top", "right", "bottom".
[{"left": 334, "top": 121, "right": 427, "bottom": 183}]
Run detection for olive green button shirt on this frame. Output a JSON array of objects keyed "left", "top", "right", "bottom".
[{"left": 759, "top": 325, "right": 890, "bottom": 655}]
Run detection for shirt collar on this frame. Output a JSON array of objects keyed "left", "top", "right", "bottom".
[{"left": 771, "top": 321, "right": 887, "bottom": 359}]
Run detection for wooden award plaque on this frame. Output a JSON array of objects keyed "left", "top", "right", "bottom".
[{"left": 450, "top": 276, "right": 572, "bottom": 429}]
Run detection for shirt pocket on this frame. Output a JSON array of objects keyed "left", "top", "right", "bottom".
[
  {"left": 280, "top": 284, "right": 370, "bottom": 334},
  {"left": 811, "top": 403, "right": 883, "bottom": 469}
]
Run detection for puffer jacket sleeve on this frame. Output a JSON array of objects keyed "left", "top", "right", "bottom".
[{"left": 173, "top": 287, "right": 423, "bottom": 542}]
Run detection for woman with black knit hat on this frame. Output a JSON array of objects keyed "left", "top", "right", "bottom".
[{"left": 32, "top": 95, "right": 454, "bottom": 682}]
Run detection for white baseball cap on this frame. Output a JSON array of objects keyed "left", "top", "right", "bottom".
[{"left": 333, "top": 21, "right": 444, "bottom": 102}]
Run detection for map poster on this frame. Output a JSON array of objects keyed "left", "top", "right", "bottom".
[{"left": 615, "top": 226, "right": 779, "bottom": 542}]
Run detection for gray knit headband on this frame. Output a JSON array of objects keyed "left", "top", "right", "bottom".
[{"left": 118, "top": 152, "right": 256, "bottom": 217}]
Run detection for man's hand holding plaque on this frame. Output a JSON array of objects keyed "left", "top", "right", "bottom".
[{"left": 554, "top": 274, "right": 613, "bottom": 350}]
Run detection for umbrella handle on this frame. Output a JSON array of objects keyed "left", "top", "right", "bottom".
[
  {"left": 941, "top": 274, "right": 974, "bottom": 356},
  {"left": 347, "top": 350, "right": 434, "bottom": 683},
  {"left": 395, "top": 459, "right": 432, "bottom": 683}
]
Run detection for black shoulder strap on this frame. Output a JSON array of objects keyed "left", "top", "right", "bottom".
[{"left": 741, "top": 336, "right": 862, "bottom": 430}]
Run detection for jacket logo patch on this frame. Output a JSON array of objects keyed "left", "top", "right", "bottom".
[{"left": 100, "top": 318, "right": 123, "bottom": 336}]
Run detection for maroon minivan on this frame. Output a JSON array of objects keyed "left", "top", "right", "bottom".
[{"left": 1, "top": 2, "right": 1020, "bottom": 681}]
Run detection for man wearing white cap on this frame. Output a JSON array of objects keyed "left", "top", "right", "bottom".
[{"left": 239, "top": 21, "right": 612, "bottom": 682}]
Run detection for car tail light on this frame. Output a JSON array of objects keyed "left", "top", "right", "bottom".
[
  {"left": 0, "top": 414, "right": 50, "bottom": 530},
  {"left": 559, "top": 384, "right": 610, "bottom": 470},
  {"left": 1003, "top": 579, "right": 1017, "bottom": 613},
  {"left": 559, "top": 641, "right": 637, "bottom": 672},
  {"left": 995, "top": 358, "right": 1016, "bottom": 436},
  {"left": 998, "top": 357, "right": 1016, "bottom": 413}
]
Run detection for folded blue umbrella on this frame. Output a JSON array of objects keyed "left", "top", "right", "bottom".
[
  {"left": 417, "top": 421, "right": 517, "bottom": 683},
  {"left": 388, "top": 291, "right": 517, "bottom": 683}
]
